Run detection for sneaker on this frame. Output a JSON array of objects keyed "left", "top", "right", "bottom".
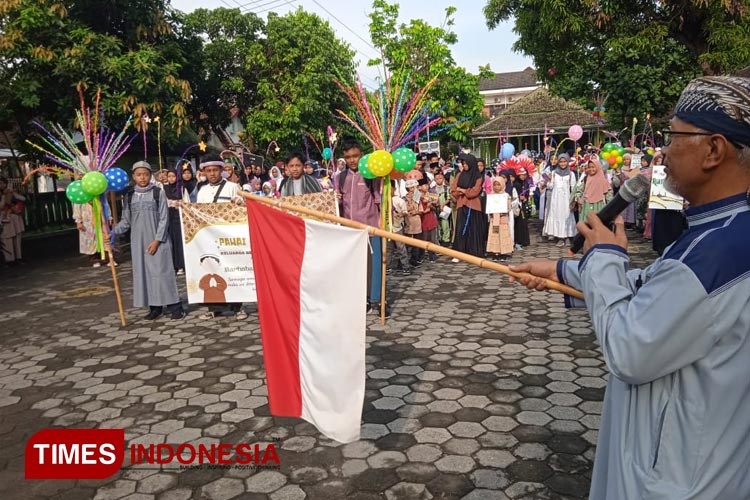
[
  {"left": 386, "top": 267, "right": 392, "bottom": 275},
  {"left": 144, "top": 310, "right": 162, "bottom": 320},
  {"left": 515, "top": 244, "right": 522, "bottom": 250},
  {"left": 199, "top": 312, "right": 217, "bottom": 320},
  {"left": 171, "top": 310, "right": 186, "bottom": 320},
  {"left": 109, "top": 261, "right": 118, "bottom": 267},
  {"left": 555, "top": 239, "right": 566, "bottom": 247},
  {"left": 176, "top": 268, "right": 185, "bottom": 275},
  {"left": 92, "top": 262, "right": 101, "bottom": 268},
  {"left": 235, "top": 311, "right": 249, "bottom": 320},
  {"left": 401, "top": 268, "right": 412, "bottom": 276},
  {"left": 451, "top": 258, "right": 459, "bottom": 263}
]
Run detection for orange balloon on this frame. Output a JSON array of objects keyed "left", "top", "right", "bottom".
[
  {"left": 608, "top": 156, "right": 617, "bottom": 166},
  {"left": 390, "top": 170, "right": 404, "bottom": 180}
]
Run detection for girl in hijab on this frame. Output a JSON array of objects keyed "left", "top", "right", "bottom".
[
  {"left": 574, "top": 158, "right": 613, "bottom": 221},
  {"left": 163, "top": 169, "right": 186, "bottom": 274},
  {"left": 449, "top": 153, "right": 486, "bottom": 260},
  {"left": 261, "top": 181, "right": 276, "bottom": 198},
  {"left": 513, "top": 168, "right": 533, "bottom": 248},
  {"left": 542, "top": 153, "right": 577, "bottom": 247},
  {"left": 269, "top": 165, "right": 285, "bottom": 189},
  {"left": 486, "top": 176, "right": 514, "bottom": 261},
  {"left": 180, "top": 162, "right": 198, "bottom": 203}
]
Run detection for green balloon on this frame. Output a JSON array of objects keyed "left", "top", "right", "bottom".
[
  {"left": 617, "top": 146, "right": 626, "bottom": 157},
  {"left": 66, "top": 180, "right": 94, "bottom": 204},
  {"left": 603, "top": 143, "right": 615, "bottom": 153},
  {"left": 393, "top": 147, "right": 416, "bottom": 173},
  {"left": 81, "top": 171, "right": 109, "bottom": 196},
  {"left": 358, "top": 154, "right": 377, "bottom": 179}
]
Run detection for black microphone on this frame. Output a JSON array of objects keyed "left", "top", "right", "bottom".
[{"left": 569, "top": 173, "right": 651, "bottom": 254}]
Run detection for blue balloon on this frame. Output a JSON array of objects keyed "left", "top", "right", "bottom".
[
  {"left": 501, "top": 143, "right": 515, "bottom": 160},
  {"left": 105, "top": 167, "right": 130, "bottom": 192}
]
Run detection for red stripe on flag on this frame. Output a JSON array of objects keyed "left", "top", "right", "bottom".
[{"left": 246, "top": 200, "right": 305, "bottom": 417}]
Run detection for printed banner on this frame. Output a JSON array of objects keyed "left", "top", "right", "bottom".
[
  {"left": 648, "top": 165, "right": 684, "bottom": 210},
  {"left": 179, "top": 192, "right": 339, "bottom": 304},
  {"left": 180, "top": 203, "right": 257, "bottom": 304}
]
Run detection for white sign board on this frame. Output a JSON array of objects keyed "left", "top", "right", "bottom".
[{"left": 486, "top": 193, "right": 510, "bottom": 214}]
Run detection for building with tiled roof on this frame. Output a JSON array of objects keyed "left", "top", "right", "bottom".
[{"left": 478, "top": 67, "right": 542, "bottom": 118}]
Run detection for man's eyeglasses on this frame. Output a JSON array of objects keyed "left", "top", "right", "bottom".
[
  {"left": 662, "top": 129, "right": 740, "bottom": 148},
  {"left": 661, "top": 129, "right": 716, "bottom": 146}
]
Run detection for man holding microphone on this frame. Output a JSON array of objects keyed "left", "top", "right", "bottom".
[{"left": 511, "top": 76, "right": 750, "bottom": 499}]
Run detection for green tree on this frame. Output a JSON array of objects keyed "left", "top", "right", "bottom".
[
  {"left": 244, "top": 8, "right": 356, "bottom": 150},
  {"left": 179, "top": 7, "right": 265, "bottom": 140},
  {"left": 0, "top": 0, "right": 192, "bottom": 144},
  {"left": 368, "top": 0, "right": 492, "bottom": 142},
  {"left": 482, "top": 0, "right": 749, "bottom": 127}
]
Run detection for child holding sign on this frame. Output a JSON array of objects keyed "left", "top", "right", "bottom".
[{"left": 486, "top": 177, "right": 513, "bottom": 261}]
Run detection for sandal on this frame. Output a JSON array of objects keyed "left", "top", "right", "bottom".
[
  {"left": 235, "top": 311, "right": 249, "bottom": 320},
  {"left": 199, "top": 312, "right": 216, "bottom": 320}
]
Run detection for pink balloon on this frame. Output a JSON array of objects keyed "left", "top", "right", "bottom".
[{"left": 568, "top": 125, "right": 583, "bottom": 142}]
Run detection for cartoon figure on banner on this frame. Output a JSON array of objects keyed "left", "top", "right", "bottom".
[{"left": 199, "top": 254, "right": 228, "bottom": 303}]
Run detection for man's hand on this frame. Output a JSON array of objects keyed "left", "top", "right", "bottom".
[
  {"left": 509, "top": 259, "right": 559, "bottom": 291},
  {"left": 576, "top": 213, "right": 628, "bottom": 254},
  {"left": 147, "top": 240, "right": 161, "bottom": 255}
]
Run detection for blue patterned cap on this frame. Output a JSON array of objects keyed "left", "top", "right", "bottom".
[{"left": 674, "top": 76, "right": 750, "bottom": 147}]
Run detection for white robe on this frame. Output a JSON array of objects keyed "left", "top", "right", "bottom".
[{"left": 542, "top": 171, "right": 576, "bottom": 238}]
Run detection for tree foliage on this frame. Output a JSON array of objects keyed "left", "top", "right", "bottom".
[
  {"left": 368, "top": 0, "right": 492, "bottom": 143},
  {"left": 179, "top": 7, "right": 264, "bottom": 138},
  {"left": 244, "top": 8, "right": 356, "bottom": 150},
  {"left": 483, "top": 0, "right": 750, "bottom": 126},
  {"left": 0, "top": 0, "right": 192, "bottom": 140}
]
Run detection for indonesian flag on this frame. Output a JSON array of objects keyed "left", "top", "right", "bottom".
[{"left": 245, "top": 200, "right": 367, "bottom": 443}]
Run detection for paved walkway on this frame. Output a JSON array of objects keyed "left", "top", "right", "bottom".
[{"left": 0, "top": 222, "right": 657, "bottom": 500}]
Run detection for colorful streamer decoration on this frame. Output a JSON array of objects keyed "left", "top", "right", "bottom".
[{"left": 24, "top": 87, "right": 136, "bottom": 258}]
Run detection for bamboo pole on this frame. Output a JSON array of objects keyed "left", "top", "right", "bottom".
[
  {"left": 380, "top": 235, "right": 386, "bottom": 325},
  {"left": 100, "top": 209, "right": 127, "bottom": 327},
  {"left": 239, "top": 192, "right": 585, "bottom": 300}
]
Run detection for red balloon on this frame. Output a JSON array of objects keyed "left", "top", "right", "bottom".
[
  {"left": 548, "top": 68, "right": 556, "bottom": 76},
  {"left": 390, "top": 170, "right": 404, "bottom": 181}
]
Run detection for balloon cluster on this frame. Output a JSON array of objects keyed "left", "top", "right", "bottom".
[
  {"left": 65, "top": 167, "right": 129, "bottom": 204},
  {"left": 358, "top": 147, "right": 417, "bottom": 180},
  {"left": 600, "top": 143, "right": 625, "bottom": 168},
  {"left": 592, "top": 105, "right": 606, "bottom": 118}
]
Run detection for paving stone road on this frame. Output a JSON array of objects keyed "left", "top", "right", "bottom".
[{"left": 0, "top": 221, "right": 658, "bottom": 500}]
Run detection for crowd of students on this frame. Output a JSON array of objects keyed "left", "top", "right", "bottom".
[{"left": 61, "top": 138, "right": 683, "bottom": 321}]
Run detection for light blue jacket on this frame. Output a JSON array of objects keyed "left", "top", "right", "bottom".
[{"left": 558, "top": 193, "right": 750, "bottom": 499}]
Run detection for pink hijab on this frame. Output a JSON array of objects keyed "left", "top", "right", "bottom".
[{"left": 583, "top": 159, "right": 611, "bottom": 204}]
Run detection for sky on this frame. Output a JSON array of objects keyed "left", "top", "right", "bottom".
[{"left": 170, "top": 0, "right": 533, "bottom": 88}]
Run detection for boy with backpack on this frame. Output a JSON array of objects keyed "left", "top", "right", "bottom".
[{"left": 112, "top": 161, "right": 185, "bottom": 320}]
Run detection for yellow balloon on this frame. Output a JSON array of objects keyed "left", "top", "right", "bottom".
[
  {"left": 601, "top": 151, "right": 611, "bottom": 160},
  {"left": 367, "top": 150, "right": 394, "bottom": 177}
]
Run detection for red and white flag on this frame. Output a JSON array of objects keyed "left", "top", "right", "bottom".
[{"left": 245, "top": 200, "right": 367, "bottom": 443}]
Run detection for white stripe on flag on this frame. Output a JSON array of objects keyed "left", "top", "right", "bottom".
[{"left": 298, "top": 219, "right": 368, "bottom": 443}]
